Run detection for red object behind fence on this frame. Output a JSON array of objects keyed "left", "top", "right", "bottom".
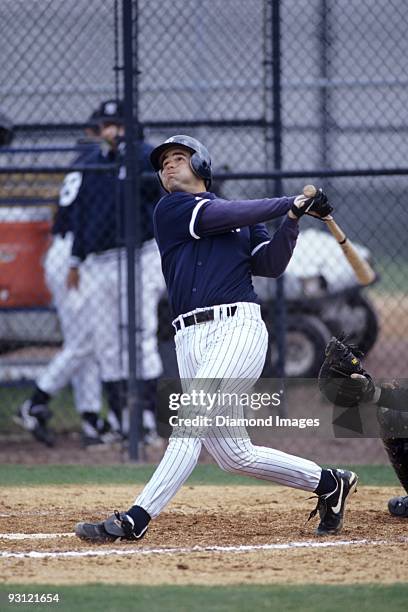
[{"left": 0, "top": 214, "right": 52, "bottom": 307}]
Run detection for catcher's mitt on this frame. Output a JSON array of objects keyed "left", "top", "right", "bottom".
[{"left": 318, "top": 336, "right": 376, "bottom": 407}]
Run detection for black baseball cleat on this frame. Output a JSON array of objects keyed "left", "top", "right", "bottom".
[
  {"left": 388, "top": 495, "right": 408, "bottom": 517},
  {"left": 309, "top": 469, "right": 358, "bottom": 536},
  {"left": 75, "top": 520, "right": 115, "bottom": 543},
  {"left": 13, "top": 400, "right": 55, "bottom": 447},
  {"left": 75, "top": 511, "right": 148, "bottom": 543}
]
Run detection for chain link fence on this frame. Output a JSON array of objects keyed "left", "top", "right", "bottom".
[{"left": 0, "top": 0, "right": 407, "bottom": 464}]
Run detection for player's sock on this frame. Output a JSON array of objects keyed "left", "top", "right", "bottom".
[
  {"left": 81, "top": 412, "right": 102, "bottom": 445},
  {"left": 31, "top": 386, "right": 51, "bottom": 406},
  {"left": 81, "top": 411, "right": 99, "bottom": 429},
  {"left": 137, "top": 378, "right": 158, "bottom": 412},
  {"left": 126, "top": 505, "right": 151, "bottom": 534},
  {"left": 314, "top": 468, "right": 338, "bottom": 497},
  {"left": 104, "top": 380, "right": 127, "bottom": 432}
]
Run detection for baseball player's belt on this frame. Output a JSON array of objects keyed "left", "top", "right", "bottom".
[{"left": 173, "top": 305, "right": 237, "bottom": 332}]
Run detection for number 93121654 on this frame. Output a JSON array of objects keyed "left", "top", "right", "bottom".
[{"left": 8, "top": 593, "right": 60, "bottom": 604}]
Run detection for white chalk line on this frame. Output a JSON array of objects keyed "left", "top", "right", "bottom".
[
  {"left": 0, "top": 511, "right": 69, "bottom": 518},
  {"left": 0, "top": 536, "right": 407, "bottom": 559},
  {"left": 0, "top": 533, "right": 73, "bottom": 540}
]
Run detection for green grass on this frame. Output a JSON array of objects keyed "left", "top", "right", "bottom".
[
  {"left": 0, "top": 463, "right": 400, "bottom": 487},
  {"left": 0, "top": 584, "right": 407, "bottom": 612}
]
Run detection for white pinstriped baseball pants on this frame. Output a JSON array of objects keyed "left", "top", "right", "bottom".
[
  {"left": 135, "top": 302, "right": 322, "bottom": 518},
  {"left": 38, "top": 234, "right": 102, "bottom": 414},
  {"left": 87, "top": 240, "right": 165, "bottom": 382}
]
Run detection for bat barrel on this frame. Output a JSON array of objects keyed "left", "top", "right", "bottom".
[{"left": 301, "top": 184, "right": 376, "bottom": 286}]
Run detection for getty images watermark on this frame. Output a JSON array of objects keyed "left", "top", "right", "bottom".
[{"left": 167, "top": 389, "right": 320, "bottom": 429}]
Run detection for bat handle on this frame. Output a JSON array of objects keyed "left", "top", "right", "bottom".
[
  {"left": 324, "top": 217, "right": 347, "bottom": 244},
  {"left": 303, "top": 184, "right": 317, "bottom": 199}
]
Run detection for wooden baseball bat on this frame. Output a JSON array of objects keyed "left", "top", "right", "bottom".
[{"left": 302, "top": 184, "right": 376, "bottom": 286}]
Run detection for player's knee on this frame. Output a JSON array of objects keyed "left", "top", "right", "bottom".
[{"left": 212, "top": 444, "right": 257, "bottom": 474}]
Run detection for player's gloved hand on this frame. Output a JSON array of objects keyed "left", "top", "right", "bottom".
[
  {"left": 350, "top": 373, "right": 381, "bottom": 403},
  {"left": 318, "top": 335, "right": 376, "bottom": 407},
  {"left": 290, "top": 188, "right": 333, "bottom": 219}
]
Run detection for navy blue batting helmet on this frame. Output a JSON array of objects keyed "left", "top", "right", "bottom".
[{"left": 150, "top": 135, "right": 212, "bottom": 190}]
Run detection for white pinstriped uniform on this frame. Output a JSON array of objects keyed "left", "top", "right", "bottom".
[
  {"left": 86, "top": 238, "right": 165, "bottom": 382},
  {"left": 135, "top": 301, "right": 322, "bottom": 518},
  {"left": 38, "top": 232, "right": 102, "bottom": 414}
]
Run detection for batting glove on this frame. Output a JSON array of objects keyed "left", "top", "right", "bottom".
[{"left": 291, "top": 188, "right": 333, "bottom": 219}]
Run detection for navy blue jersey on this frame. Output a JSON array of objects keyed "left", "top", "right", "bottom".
[
  {"left": 52, "top": 143, "right": 100, "bottom": 237},
  {"left": 153, "top": 191, "right": 297, "bottom": 318},
  {"left": 70, "top": 141, "right": 161, "bottom": 262}
]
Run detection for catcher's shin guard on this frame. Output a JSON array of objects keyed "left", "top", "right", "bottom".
[
  {"left": 75, "top": 511, "right": 148, "bottom": 543},
  {"left": 309, "top": 469, "right": 358, "bottom": 536}
]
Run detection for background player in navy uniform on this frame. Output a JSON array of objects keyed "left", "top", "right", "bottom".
[
  {"left": 15, "top": 101, "right": 164, "bottom": 447},
  {"left": 67, "top": 100, "right": 165, "bottom": 442},
  {"left": 76, "top": 135, "right": 359, "bottom": 543},
  {"left": 15, "top": 109, "right": 112, "bottom": 447}
]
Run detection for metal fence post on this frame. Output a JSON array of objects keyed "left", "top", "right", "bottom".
[
  {"left": 318, "top": 0, "right": 331, "bottom": 170},
  {"left": 271, "top": 0, "right": 286, "bottom": 380},
  {"left": 122, "top": 0, "right": 142, "bottom": 461}
]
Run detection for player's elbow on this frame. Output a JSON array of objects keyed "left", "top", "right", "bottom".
[
  {"left": 252, "top": 260, "right": 288, "bottom": 278},
  {"left": 252, "top": 246, "right": 294, "bottom": 278},
  {"left": 267, "top": 263, "right": 288, "bottom": 279}
]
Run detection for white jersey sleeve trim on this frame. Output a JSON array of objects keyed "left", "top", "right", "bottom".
[
  {"left": 251, "top": 240, "right": 270, "bottom": 256},
  {"left": 189, "top": 198, "right": 210, "bottom": 239}
]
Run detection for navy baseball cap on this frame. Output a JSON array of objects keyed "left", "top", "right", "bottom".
[{"left": 96, "top": 99, "right": 124, "bottom": 124}]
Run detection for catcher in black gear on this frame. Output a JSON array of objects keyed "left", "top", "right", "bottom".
[{"left": 318, "top": 335, "right": 408, "bottom": 518}]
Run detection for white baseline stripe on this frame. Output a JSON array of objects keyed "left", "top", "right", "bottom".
[
  {"left": 1, "top": 537, "right": 407, "bottom": 559},
  {"left": 0, "top": 533, "right": 74, "bottom": 540},
  {"left": 0, "top": 512, "right": 57, "bottom": 518}
]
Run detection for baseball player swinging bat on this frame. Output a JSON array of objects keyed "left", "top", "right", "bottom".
[{"left": 303, "top": 184, "right": 376, "bottom": 286}]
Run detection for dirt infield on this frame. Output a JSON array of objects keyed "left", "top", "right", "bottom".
[{"left": 1, "top": 485, "right": 407, "bottom": 586}]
